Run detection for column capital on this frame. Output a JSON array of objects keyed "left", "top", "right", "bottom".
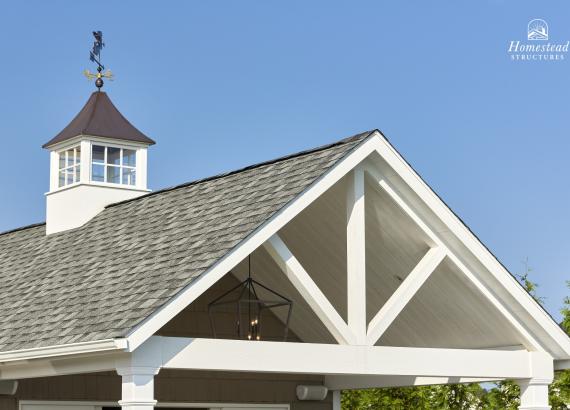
[
  {"left": 116, "top": 366, "right": 161, "bottom": 377},
  {"left": 118, "top": 367, "right": 159, "bottom": 410},
  {"left": 516, "top": 377, "right": 552, "bottom": 410},
  {"left": 517, "top": 377, "right": 554, "bottom": 386}
]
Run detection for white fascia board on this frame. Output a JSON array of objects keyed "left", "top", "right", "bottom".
[
  {"left": 124, "top": 133, "right": 381, "bottom": 351},
  {"left": 371, "top": 133, "right": 570, "bottom": 358},
  {"left": 0, "top": 351, "right": 127, "bottom": 380},
  {"left": 0, "top": 338, "right": 127, "bottom": 363},
  {"left": 153, "top": 336, "right": 544, "bottom": 379}
]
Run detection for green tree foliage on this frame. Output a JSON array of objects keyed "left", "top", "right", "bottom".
[
  {"left": 485, "top": 381, "right": 520, "bottom": 410},
  {"left": 342, "top": 384, "right": 490, "bottom": 409},
  {"left": 549, "top": 280, "right": 570, "bottom": 409},
  {"left": 341, "top": 262, "right": 570, "bottom": 409},
  {"left": 562, "top": 281, "right": 570, "bottom": 335}
]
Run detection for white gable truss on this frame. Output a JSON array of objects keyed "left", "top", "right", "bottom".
[
  {"left": 1, "top": 131, "right": 569, "bottom": 410},
  {"left": 119, "top": 131, "right": 570, "bottom": 358}
]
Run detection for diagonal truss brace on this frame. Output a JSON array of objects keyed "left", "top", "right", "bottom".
[
  {"left": 363, "top": 162, "right": 546, "bottom": 352},
  {"left": 367, "top": 246, "right": 447, "bottom": 345},
  {"left": 264, "top": 234, "right": 356, "bottom": 345}
]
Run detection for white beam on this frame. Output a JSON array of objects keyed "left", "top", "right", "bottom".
[
  {"left": 155, "top": 336, "right": 542, "bottom": 379},
  {"left": 264, "top": 234, "right": 355, "bottom": 345},
  {"left": 325, "top": 375, "right": 501, "bottom": 390},
  {"left": 363, "top": 163, "right": 546, "bottom": 352},
  {"left": 366, "top": 247, "right": 446, "bottom": 345},
  {"left": 346, "top": 166, "right": 367, "bottom": 344}
]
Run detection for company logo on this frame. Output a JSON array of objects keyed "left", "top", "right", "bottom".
[
  {"left": 508, "top": 19, "right": 568, "bottom": 61},
  {"left": 528, "top": 19, "right": 549, "bottom": 41}
]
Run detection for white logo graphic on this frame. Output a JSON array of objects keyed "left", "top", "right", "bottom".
[
  {"left": 528, "top": 19, "right": 549, "bottom": 41},
  {"left": 507, "top": 18, "right": 568, "bottom": 61}
]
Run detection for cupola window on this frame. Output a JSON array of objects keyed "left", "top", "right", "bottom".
[
  {"left": 91, "top": 145, "right": 137, "bottom": 186},
  {"left": 58, "top": 146, "right": 81, "bottom": 187}
]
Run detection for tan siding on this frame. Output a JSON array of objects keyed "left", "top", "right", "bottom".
[
  {"left": 14, "top": 370, "right": 331, "bottom": 409},
  {"left": 0, "top": 396, "right": 17, "bottom": 410},
  {"left": 157, "top": 274, "right": 300, "bottom": 342}
]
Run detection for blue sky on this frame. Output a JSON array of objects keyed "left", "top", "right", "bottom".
[{"left": 0, "top": 1, "right": 569, "bottom": 321}]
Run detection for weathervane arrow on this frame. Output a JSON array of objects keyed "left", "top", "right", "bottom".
[{"left": 83, "top": 30, "right": 114, "bottom": 90}]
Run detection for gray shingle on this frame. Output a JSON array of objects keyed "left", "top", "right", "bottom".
[{"left": 0, "top": 131, "right": 372, "bottom": 352}]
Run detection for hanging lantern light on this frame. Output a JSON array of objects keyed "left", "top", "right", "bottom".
[{"left": 208, "top": 255, "right": 293, "bottom": 341}]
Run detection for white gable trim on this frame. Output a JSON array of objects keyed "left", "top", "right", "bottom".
[
  {"left": 370, "top": 138, "right": 570, "bottom": 357},
  {"left": 123, "top": 131, "right": 570, "bottom": 358},
  {"left": 363, "top": 164, "right": 547, "bottom": 352}
]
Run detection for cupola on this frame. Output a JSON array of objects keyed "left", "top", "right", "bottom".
[
  {"left": 44, "top": 91, "right": 155, "bottom": 234},
  {"left": 44, "top": 31, "right": 155, "bottom": 234}
]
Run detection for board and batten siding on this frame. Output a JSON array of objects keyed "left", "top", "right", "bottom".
[{"left": 3, "top": 370, "right": 331, "bottom": 410}]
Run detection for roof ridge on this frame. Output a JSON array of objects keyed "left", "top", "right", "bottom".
[
  {"left": 105, "top": 129, "right": 377, "bottom": 209},
  {"left": 0, "top": 222, "right": 45, "bottom": 238}
]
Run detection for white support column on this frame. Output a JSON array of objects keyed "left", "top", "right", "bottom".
[
  {"left": 517, "top": 378, "right": 552, "bottom": 410},
  {"left": 346, "top": 166, "right": 366, "bottom": 344},
  {"left": 79, "top": 139, "right": 91, "bottom": 184},
  {"left": 49, "top": 150, "right": 59, "bottom": 191},
  {"left": 516, "top": 351, "right": 554, "bottom": 410},
  {"left": 116, "top": 337, "right": 162, "bottom": 410},
  {"left": 332, "top": 390, "right": 341, "bottom": 410},
  {"left": 117, "top": 366, "right": 160, "bottom": 410}
]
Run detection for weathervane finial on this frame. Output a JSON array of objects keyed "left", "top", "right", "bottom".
[{"left": 83, "top": 31, "right": 114, "bottom": 91}]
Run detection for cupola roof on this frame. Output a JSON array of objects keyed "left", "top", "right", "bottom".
[{"left": 42, "top": 91, "right": 155, "bottom": 148}]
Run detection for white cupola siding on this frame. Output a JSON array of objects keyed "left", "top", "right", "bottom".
[{"left": 44, "top": 91, "right": 155, "bottom": 234}]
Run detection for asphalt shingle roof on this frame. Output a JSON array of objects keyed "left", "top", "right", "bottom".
[{"left": 0, "top": 131, "right": 372, "bottom": 352}]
